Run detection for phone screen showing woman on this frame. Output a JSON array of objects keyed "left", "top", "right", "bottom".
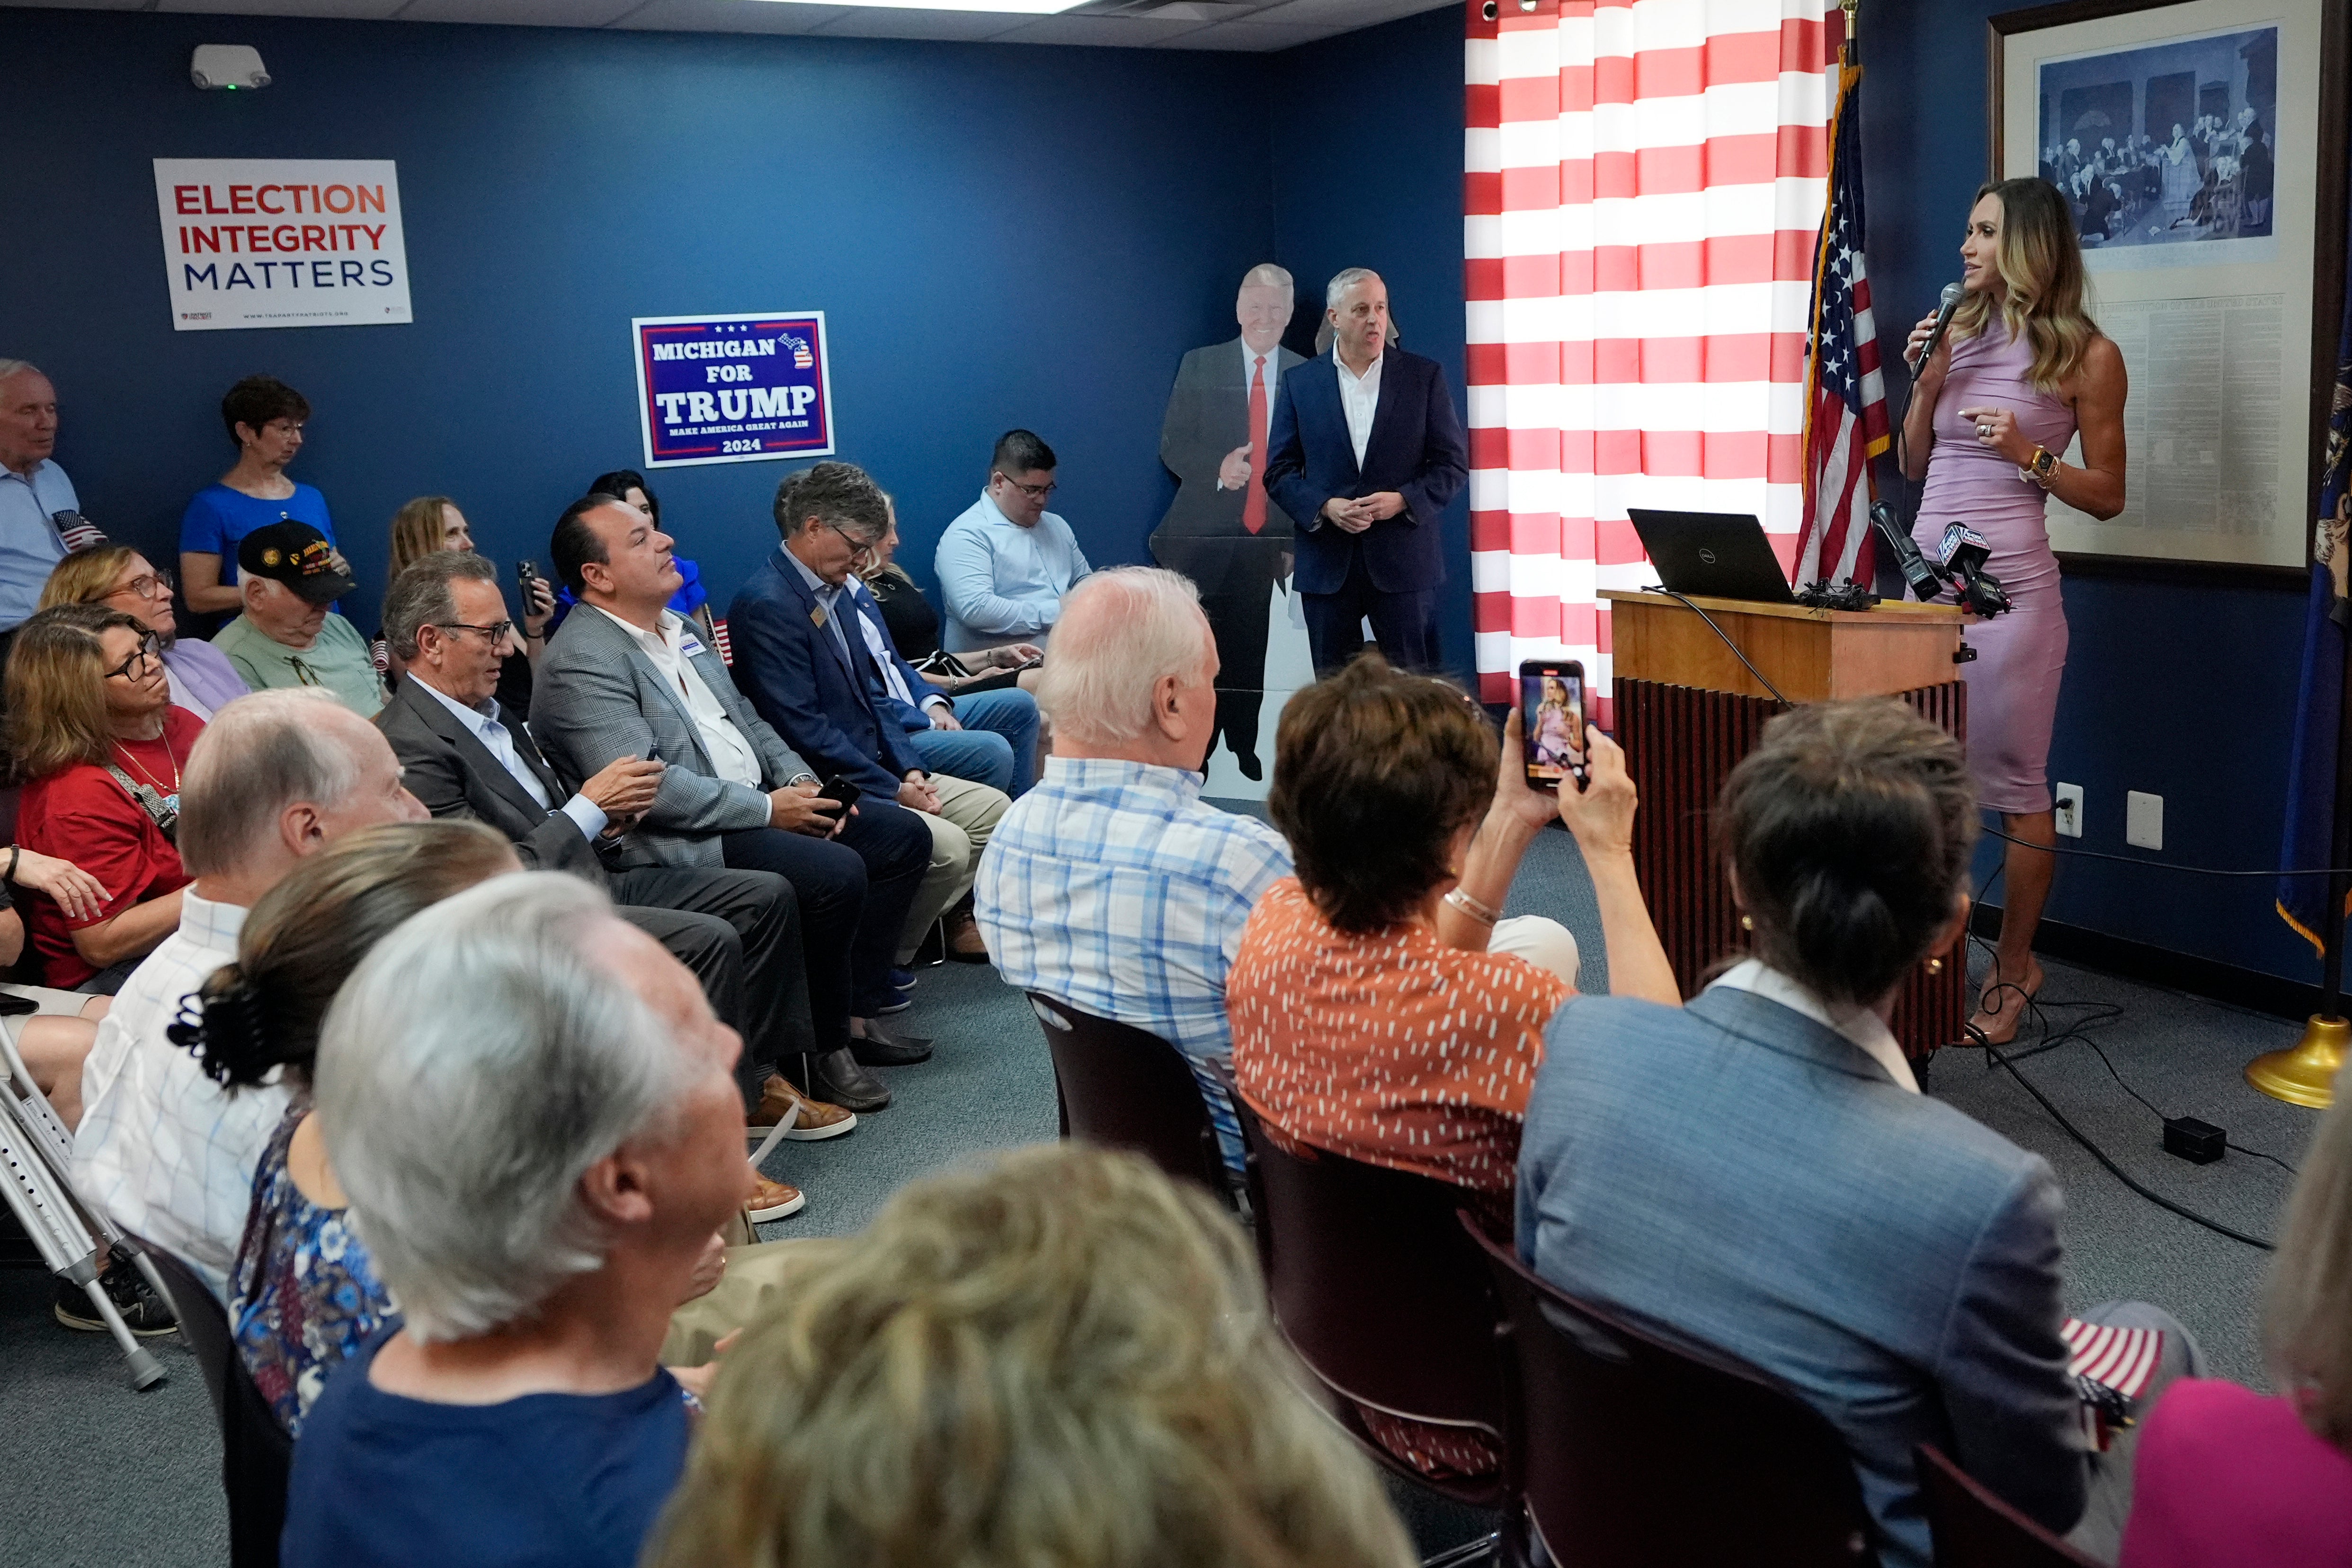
[{"left": 1521, "top": 667, "right": 1586, "bottom": 790}]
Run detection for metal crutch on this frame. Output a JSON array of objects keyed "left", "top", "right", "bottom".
[{"left": 0, "top": 1030, "right": 170, "bottom": 1389}]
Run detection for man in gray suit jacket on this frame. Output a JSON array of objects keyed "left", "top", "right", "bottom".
[
  {"left": 527, "top": 496, "right": 933, "bottom": 1108},
  {"left": 1149, "top": 264, "right": 1305, "bottom": 780},
  {"left": 375, "top": 550, "right": 846, "bottom": 1114}
]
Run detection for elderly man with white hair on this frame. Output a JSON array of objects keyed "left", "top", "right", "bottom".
[
  {"left": 974, "top": 567, "right": 1291, "bottom": 1173},
  {"left": 0, "top": 359, "right": 97, "bottom": 645},
  {"left": 282, "top": 873, "right": 749, "bottom": 1568},
  {"left": 72, "top": 688, "right": 428, "bottom": 1297}
]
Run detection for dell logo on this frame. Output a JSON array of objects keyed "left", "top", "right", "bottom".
[{"left": 1697, "top": 548, "right": 1718, "bottom": 565}]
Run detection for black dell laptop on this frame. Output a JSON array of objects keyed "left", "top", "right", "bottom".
[{"left": 1626, "top": 509, "right": 1797, "bottom": 605}]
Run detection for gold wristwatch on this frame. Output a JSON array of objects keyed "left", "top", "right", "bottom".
[{"left": 2020, "top": 446, "right": 2059, "bottom": 488}]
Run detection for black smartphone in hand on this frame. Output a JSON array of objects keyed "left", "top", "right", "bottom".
[
  {"left": 1518, "top": 659, "right": 1588, "bottom": 793},
  {"left": 817, "top": 775, "right": 863, "bottom": 811}
]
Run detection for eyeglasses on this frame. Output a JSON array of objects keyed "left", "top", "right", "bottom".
[
  {"left": 437, "top": 620, "right": 516, "bottom": 644},
  {"left": 104, "top": 632, "right": 163, "bottom": 682},
  {"left": 996, "top": 473, "right": 1058, "bottom": 501},
  {"left": 823, "top": 521, "right": 878, "bottom": 559},
  {"left": 107, "top": 569, "right": 175, "bottom": 603}
]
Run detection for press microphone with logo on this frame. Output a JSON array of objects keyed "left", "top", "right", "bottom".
[
  {"left": 1911, "top": 281, "right": 1965, "bottom": 376},
  {"left": 1936, "top": 522, "right": 2011, "bottom": 617}
]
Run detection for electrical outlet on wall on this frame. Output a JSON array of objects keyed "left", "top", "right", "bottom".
[
  {"left": 2053, "top": 783, "right": 2083, "bottom": 838},
  {"left": 2126, "top": 791, "right": 2163, "bottom": 851}
]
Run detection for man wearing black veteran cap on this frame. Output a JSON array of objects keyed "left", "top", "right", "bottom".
[{"left": 210, "top": 521, "right": 383, "bottom": 716}]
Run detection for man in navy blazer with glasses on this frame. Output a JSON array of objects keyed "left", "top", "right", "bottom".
[{"left": 1262, "top": 267, "right": 1469, "bottom": 673}]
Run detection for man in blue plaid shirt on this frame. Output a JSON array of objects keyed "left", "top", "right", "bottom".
[{"left": 975, "top": 568, "right": 1289, "bottom": 1171}]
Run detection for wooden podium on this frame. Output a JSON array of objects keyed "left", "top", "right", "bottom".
[{"left": 1599, "top": 589, "right": 1972, "bottom": 1059}]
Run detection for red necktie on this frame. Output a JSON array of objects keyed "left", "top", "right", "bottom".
[{"left": 1244, "top": 355, "right": 1269, "bottom": 535}]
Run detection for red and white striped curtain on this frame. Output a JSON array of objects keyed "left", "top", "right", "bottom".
[{"left": 1464, "top": 0, "right": 1842, "bottom": 717}]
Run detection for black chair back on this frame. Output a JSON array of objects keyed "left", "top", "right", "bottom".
[
  {"left": 1024, "top": 993, "right": 1223, "bottom": 1193},
  {"left": 147, "top": 1246, "right": 291, "bottom": 1568},
  {"left": 1221, "top": 1076, "right": 1508, "bottom": 1506},
  {"left": 1916, "top": 1444, "right": 2099, "bottom": 1568},
  {"left": 1465, "top": 1220, "right": 1878, "bottom": 1567}
]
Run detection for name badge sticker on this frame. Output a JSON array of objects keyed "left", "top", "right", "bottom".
[{"left": 679, "top": 635, "right": 708, "bottom": 658}]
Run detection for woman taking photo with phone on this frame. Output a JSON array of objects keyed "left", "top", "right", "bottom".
[{"left": 1902, "top": 177, "right": 2128, "bottom": 1045}]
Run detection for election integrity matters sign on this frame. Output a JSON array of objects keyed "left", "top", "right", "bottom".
[
  {"left": 153, "top": 159, "right": 413, "bottom": 332},
  {"left": 632, "top": 312, "right": 836, "bottom": 469}
]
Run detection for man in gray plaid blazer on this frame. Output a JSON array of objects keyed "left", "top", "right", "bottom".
[{"left": 529, "top": 495, "right": 933, "bottom": 1109}]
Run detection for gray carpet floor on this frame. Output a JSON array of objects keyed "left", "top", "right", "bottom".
[{"left": 0, "top": 818, "right": 2318, "bottom": 1567}]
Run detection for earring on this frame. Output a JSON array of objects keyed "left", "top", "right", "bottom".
[
  {"left": 1739, "top": 915, "right": 1754, "bottom": 932},
  {"left": 1926, "top": 957, "right": 1945, "bottom": 974}
]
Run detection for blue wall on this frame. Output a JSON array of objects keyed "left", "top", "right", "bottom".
[
  {"left": 2, "top": 7, "right": 1280, "bottom": 621},
  {"left": 1271, "top": 3, "right": 1475, "bottom": 670},
  {"left": 1862, "top": 0, "right": 2320, "bottom": 984}
]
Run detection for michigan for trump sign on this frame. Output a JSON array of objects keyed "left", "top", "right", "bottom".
[
  {"left": 153, "top": 159, "right": 413, "bottom": 331},
  {"left": 632, "top": 312, "right": 836, "bottom": 469}
]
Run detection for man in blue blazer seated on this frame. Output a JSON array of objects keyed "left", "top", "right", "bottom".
[
  {"left": 730, "top": 462, "right": 1010, "bottom": 968},
  {"left": 1515, "top": 700, "right": 2195, "bottom": 1568},
  {"left": 1262, "top": 267, "right": 1469, "bottom": 674}
]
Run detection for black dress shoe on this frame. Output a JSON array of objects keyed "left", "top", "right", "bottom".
[
  {"left": 804, "top": 1047, "right": 891, "bottom": 1113},
  {"left": 851, "top": 1025, "right": 933, "bottom": 1066},
  {"left": 1235, "top": 750, "right": 1263, "bottom": 782}
]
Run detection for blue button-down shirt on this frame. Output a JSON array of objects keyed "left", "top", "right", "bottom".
[
  {"left": 0, "top": 460, "right": 75, "bottom": 630},
  {"left": 974, "top": 756, "right": 1291, "bottom": 1169},
  {"left": 934, "top": 490, "right": 1090, "bottom": 652}
]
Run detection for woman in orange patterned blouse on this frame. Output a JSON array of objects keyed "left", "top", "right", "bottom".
[{"left": 1229, "top": 653, "right": 1678, "bottom": 1475}]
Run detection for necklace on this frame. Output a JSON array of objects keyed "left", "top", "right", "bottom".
[{"left": 114, "top": 725, "right": 182, "bottom": 797}]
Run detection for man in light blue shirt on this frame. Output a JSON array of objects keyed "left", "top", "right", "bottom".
[
  {"left": 0, "top": 361, "right": 80, "bottom": 633},
  {"left": 935, "top": 428, "right": 1090, "bottom": 652},
  {"left": 974, "top": 566, "right": 1289, "bottom": 1173}
]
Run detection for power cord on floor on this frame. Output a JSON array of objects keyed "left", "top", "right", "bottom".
[
  {"left": 1981, "top": 821, "right": 2352, "bottom": 879},
  {"left": 1956, "top": 861, "right": 2284, "bottom": 1250}
]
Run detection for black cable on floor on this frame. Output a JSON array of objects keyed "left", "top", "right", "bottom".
[{"left": 1981, "top": 820, "right": 2352, "bottom": 879}]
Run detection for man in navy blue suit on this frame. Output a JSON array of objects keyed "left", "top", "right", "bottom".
[{"left": 1263, "top": 267, "right": 1469, "bottom": 673}]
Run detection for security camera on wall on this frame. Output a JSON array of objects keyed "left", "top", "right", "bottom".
[{"left": 191, "top": 45, "right": 270, "bottom": 91}]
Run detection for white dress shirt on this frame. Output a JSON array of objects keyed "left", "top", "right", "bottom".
[
  {"left": 1707, "top": 958, "right": 1919, "bottom": 1093},
  {"left": 588, "top": 604, "right": 762, "bottom": 788},
  {"left": 72, "top": 892, "right": 281, "bottom": 1299},
  {"left": 1334, "top": 347, "right": 1384, "bottom": 469},
  {"left": 412, "top": 676, "right": 607, "bottom": 839}
]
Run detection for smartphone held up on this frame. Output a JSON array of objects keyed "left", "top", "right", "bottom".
[{"left": 1518, "top": 659, "right": 1588, "bottom": 793}]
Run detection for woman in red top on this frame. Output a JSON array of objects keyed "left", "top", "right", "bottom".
[
  {"left": 7, "top": 607, "right": 202, "bottom": 992},
  {"left": 1228, "top": 654, "right": 1677, "bottom": 1478},
  {"left": 2120, "top": 1084, "right": 2352, "bottom": 1567}
]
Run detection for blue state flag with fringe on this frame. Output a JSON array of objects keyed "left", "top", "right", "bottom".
[{"left": 2276, "top": 213, "right": 2352, "bottom": 953}]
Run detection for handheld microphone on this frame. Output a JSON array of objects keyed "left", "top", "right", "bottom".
[
  {"left": 1872, "top": 501, "right": 1946, "bottom": 602},
  {"left": 1935, "top": 522, "right": 2011, "bottom": 617},
  {"left": 1913, "top": 282, "right": 1965, "bottom": 375}
]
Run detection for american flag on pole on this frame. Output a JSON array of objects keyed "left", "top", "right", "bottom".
[
  {"left": 1793, "top": 44, "right": 1887, "bottom": 588},
  {"left": 1464, "top": 0, "right": 1842, "bottom": 717}
]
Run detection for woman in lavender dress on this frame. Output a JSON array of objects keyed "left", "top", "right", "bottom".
[{"left": 1903, "top": 177, "right": 2128, "bottom": 1044}]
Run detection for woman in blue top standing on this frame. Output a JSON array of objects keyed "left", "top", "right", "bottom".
[{"left": 180, "top": 376, "right": 339, "bottom": 618}]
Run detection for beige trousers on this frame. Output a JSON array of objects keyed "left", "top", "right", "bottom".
[
  {"left": 895, "top": 773, "right": 1010, "bottom": 963},
  {"left": 659, "top": 1208, "right": 815, "bottom": 1366}
]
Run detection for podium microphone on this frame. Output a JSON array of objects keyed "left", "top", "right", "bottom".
[
  {"left": 1913, "top": 281, "right": 1965, "bottom": 374},
  {"left": 1872, "top": 501, "right": 1945, "bottom": 602},
  {"left": 1936, "top": 522, "right": 2012, "bottom": 618}
]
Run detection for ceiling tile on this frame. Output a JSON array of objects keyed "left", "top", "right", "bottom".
[
  {"left": 606, "top": 0, "right": 851, "bottom": 29},
  {"left": 15, "top": 0, "right": 157, "bottom": 12},
  {"left": 1239, "top": 0, "right": 1433, "bottom": 26},
  {"left": 157, "top": 0, "right": 408, "bottom": 16},
  {"left": 985, "top": 12, "right": 1202, "bottom": 44},
  {"left": 1157, "top": 18, "right": 1336, "bottom": 47},
  {"left": 807, "top": 6, "right": 1027, "bottom": 38},
  {"left": 394, "top": 0, "right": 643, "bottom": 24}
]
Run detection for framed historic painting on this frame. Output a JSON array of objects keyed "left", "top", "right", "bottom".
[{"left": 1989, "top": 0, "right": 2347, "bottom": 577}]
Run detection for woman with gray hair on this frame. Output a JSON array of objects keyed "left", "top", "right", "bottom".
[{"left": 279, "top": 873, "right": 755, "bottom": 1568}]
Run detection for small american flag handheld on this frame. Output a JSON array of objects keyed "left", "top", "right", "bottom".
[{"left": 2062, "top": 1317, "right": 2167, "bottom": 1450}]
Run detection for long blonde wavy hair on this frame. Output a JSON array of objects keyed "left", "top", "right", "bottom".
[
  {"left": 644, "top": 1143, "right": 1419, "bottom": 1568},
  {"left": 2266, "top": 1089, "right": 2352, "bottom": 1451},
  {"left": 1948, "top": 177, "right": 2100, "bottom": 391}
]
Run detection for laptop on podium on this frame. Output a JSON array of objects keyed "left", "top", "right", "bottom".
[{"left": 1626, "top": 509, "right": 1796, "bottom": 606}]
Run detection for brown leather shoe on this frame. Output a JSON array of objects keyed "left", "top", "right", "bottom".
[
  {"left": 945, "top": 908, "right": 990, "bottom": 964},
  {"left": 750, "top": 1075, "right": 856, "bottom": 1141},
  {"left": 746, "top": 1172, "right": 805, "bottom": 1222}
]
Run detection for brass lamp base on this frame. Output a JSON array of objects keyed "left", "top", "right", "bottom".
[{"left": 2246, "top": 1016, "right": 2350, "bottom": 1109}]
